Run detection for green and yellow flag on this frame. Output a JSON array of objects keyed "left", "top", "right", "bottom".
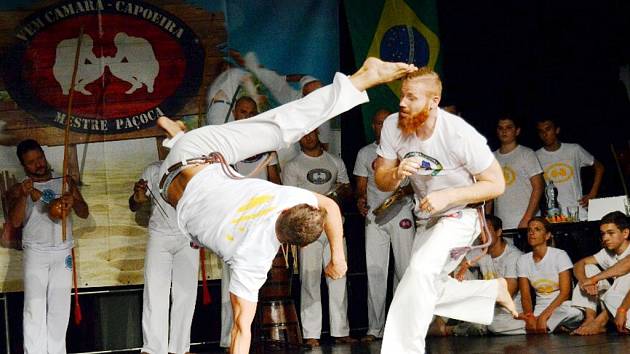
[{"left": 344, "top": 0, "right": 441, "bottom": 139}]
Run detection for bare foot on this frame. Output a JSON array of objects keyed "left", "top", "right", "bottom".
[
  {"left": 428, "top": 317, "right": 449, "bottom": 336},
  {"left": 496, "top": 278, "right": 518, "bottom": 318},
  {"left": 572, "top": 321, "right": 607, "bottom": 336},
  {"left": 349, "top": 57, "right": 418, "bottom": 91},
  {"left": 157, "top": 116, "right": 186, "bottom": 138}
]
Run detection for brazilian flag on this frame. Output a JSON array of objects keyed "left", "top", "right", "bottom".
[{"left": 344, "top": 0, "right": 441, "bottom": 140}]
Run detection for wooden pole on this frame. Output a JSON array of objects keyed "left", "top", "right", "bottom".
[
  {"left": 61, "top": 27, "right": 85, "bottom": 326},
  {"left": 61, "top": 27, "right": 84, "bottom": 242}
]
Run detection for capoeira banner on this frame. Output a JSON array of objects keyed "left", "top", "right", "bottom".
[{"left": 2, "top": 0, "right": 204, "bottom": 134}]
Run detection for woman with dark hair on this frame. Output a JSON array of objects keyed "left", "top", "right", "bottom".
[{"left": 517, "top": 217, "right": 583, "bottom": 333}]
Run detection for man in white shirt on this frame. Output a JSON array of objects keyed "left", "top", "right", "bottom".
[
  {"left": 130, "top": 162, "right": 199, "bottom": 354},
  {"left": 572, "top": 211, "right": 630, "bottom": 335},
  {"left": 281, "top": 129, "right": 355, "bottom": 347},
  {"left": 353, "top": 108, "right": 415, "bottom": 342},
  {"left": 374, "top": 67, "right": 517, "bottom": 353},
  {"left": 157, "top": 58, "right": 418, "bottom": 354},
  {"left": 489, "top": 116, "right": 544, "bottom": 229},
  {"left": 7, "top": 139, "right": 89, "bottom": 353},
  {"left": 535, "top": 118, "right": 604, "bottom": 220}
]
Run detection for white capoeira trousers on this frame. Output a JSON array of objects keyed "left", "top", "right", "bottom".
[
  {"left": 382, "top": 209, "right": 498, "bottom": 354},
  {"left": 23, "top": 247, "right": 72, "bottom": 354},
  {"left": 601, "top": 273, "right": 630, "bottom": 330},
  {"left": 571, "top": 264, "right": 611, "bottom": 312},
  {"left": 220, "top": 262, "right": 232, "bottom": 348},
  {"left": 488, "top": 307, "right": 526, "bottom": 335},
  {"left": 141, "top": 236, "right": 200, "bottom": 354},
  {"left": 300, "top": 233, "right": 350, "bottom": 339},
  {"left": 365, "top": 202, "right": 415, "bottom": 338},
  {"left": 169, "top": 72, "right": 368, "bottom": 168}
]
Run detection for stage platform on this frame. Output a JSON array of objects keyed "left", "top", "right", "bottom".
[{"left": 190, "top": 333, "right": 630, "bottom": 353}]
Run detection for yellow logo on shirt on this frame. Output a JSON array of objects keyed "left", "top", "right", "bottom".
[
  {"left": 502, "top": 166, "right": 516, "bottom": 187},
  {"left": 544, "top": 163, "right": 574, "bottom": 184},
  {"left": 231, "top": 194, "right": 277, "bottom": 225},
  {"left": 483, "top": 272, "right": 498, "bottom": 280},
  {"left": 532, "top": 279, "right": 558, "bottom": 295},
  {"left": 237, "top": 195, "right": 274, "bottom": 212}
]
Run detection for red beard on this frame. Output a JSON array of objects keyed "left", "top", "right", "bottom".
[{"left": 398, "top": 106, "right": 430, "bottom": 136}]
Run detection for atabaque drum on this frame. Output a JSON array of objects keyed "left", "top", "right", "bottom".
[{"left": 258, "top": 247, "right": 293, "bottom": 300}]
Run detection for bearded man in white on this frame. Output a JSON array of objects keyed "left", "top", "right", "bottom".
[{"left": 373, "top": 67, "right": 517, "bottom": 353}]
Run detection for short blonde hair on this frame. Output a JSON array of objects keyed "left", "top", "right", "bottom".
[
  {"left": 276, "top": 204, "right": 327, "bottom": 246},
  {"left": 404, "top": 67, "right": 442, "bottom": 98}
]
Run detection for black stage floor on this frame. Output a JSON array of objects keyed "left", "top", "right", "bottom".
[{"left": 194, "top": 333, "right": 630, "bottom": 353}]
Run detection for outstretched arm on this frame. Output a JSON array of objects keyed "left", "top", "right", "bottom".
[
  {"left": 229, "top": 293, "right": 257, "bottom": 354},
  {"left": 314, "top": 193, "right": 347, "bottom": 279}
]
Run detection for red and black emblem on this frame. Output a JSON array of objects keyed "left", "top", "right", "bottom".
[{"left": 2, "top": 0, "right": 204, "bottom": 134}]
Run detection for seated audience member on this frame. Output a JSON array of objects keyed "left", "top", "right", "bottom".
[
  {"left": 517, "top": 217, "right": 583, "bottom": 333},
  {"left": 572, "top": 211, "right": 630, "bottom": 335},
  {"left": 429, "top": 215, "right": 525, "bottom": 336}
]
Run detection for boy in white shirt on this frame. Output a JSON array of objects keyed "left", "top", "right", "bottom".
[
  {"left": 572, "top": 211, "right": 630, "bottom": 335},
  {"left": 490, "top": 116, "right": 544, "bottom": 229},
  {"left": 535, "top": 118, "right": 604, "bottom": 220}
]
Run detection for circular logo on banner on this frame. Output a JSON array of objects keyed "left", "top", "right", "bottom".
[
  {"left": 380, "top": 25, "right": 430, "bottom": 67},
  {"left": 2, "top": 0, "right": 204, "bottom": 134}
]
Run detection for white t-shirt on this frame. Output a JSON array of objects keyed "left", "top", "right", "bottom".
[
  {"left": 233, "top": 152, "right": 278, "bottom": 181},
  {"left": 353, "top": 142, "right": 394, "bottom": 211},
  {"left": 177, "top": 164, "right": 318, "bottom": 302},
  {"left": 517, "top": 247, "right": 573, "bottom": 310},
  {"left": 493, "top": 145, "right": 543, "bottom": 229},
  {"left": 22, "top": 175, "right": 73, "bottom": 251},
  {"left": 141, "top": 161, "right": 184, "bottom": 238},
  {"left": 377, "top": 109, "right": 495, "bottom": 218},
  {"left": 281, "top": 150, "right": 350, "bottom": 195},
  {"left": 593, "top": 244, "right": 630, "bottom": 271},
  {"left": 476, "top": 242, "right": 524, "bottom": 311},
  {"left": 536, "top": 143, "right": 594, "bottom": 220}
]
